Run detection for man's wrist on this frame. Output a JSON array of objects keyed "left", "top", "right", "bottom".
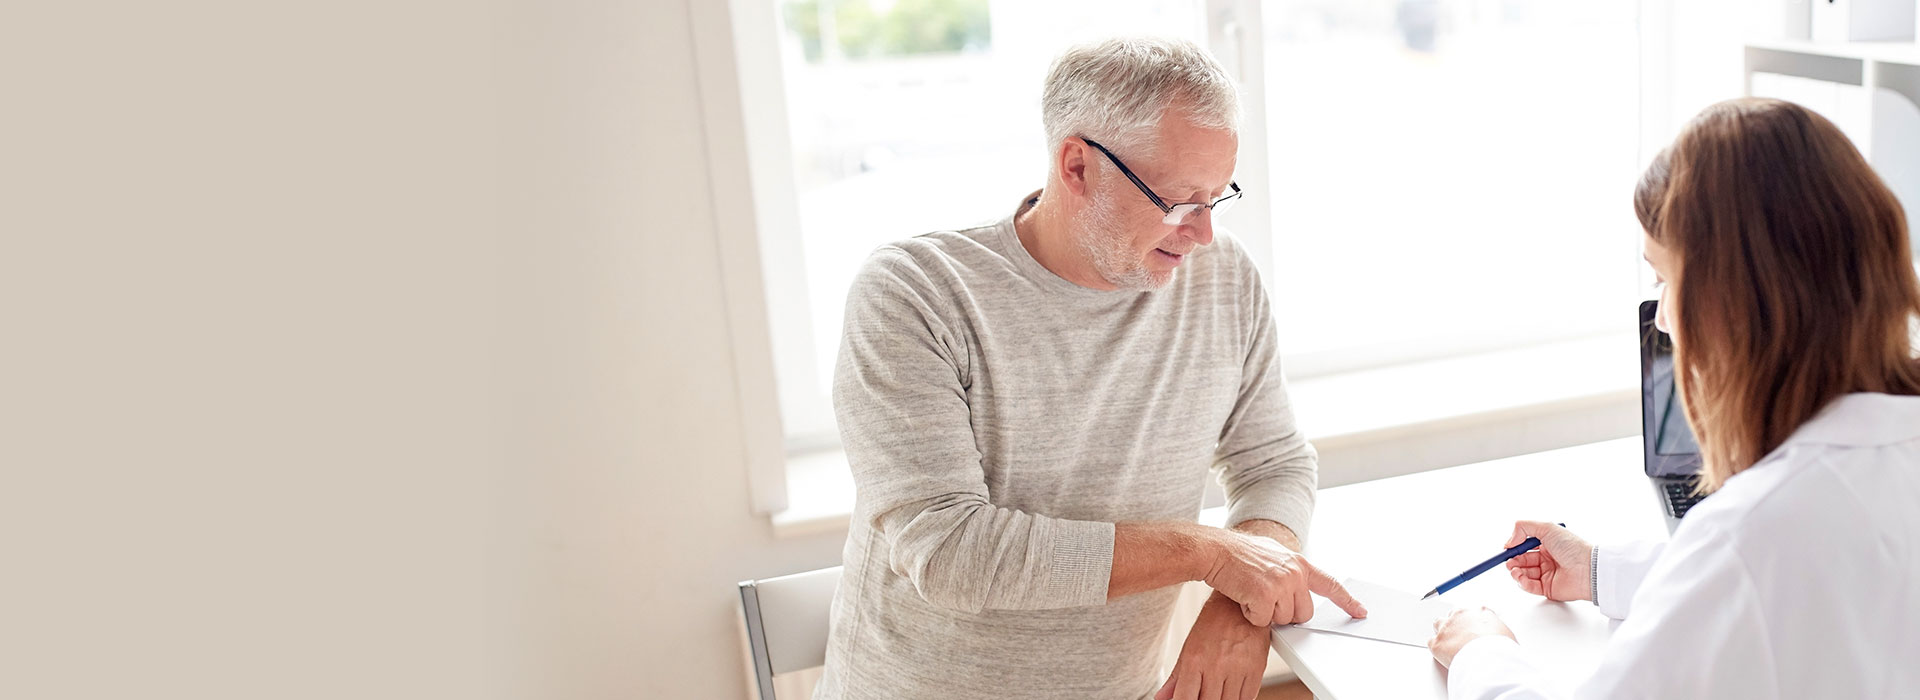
[
  {"left": 1175, "top": 521, "right": 1228, "bottom": 584},
  {"left": 1231, "top": 518, "right": 1299, "bottom": 551}
]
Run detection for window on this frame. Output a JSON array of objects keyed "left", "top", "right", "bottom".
[
  {"left": 710, "top": 0, "right": 1672, "bottom": 515},
  {"left": 764, "top": 0, "right": 1219, "bottom": 454},
  {"left": 1261, "top": 1, "right": 1644, "bottom": 375}
]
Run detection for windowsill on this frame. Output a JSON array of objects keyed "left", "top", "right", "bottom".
[{"left": 771, "top": 332, "right": 1641, "bottom": 538}]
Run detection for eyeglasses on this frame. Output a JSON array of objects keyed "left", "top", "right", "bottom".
[{"left": 1081, "top": 137, "right": 1243, "bottom": 226}]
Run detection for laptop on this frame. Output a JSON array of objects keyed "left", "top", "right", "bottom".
[{"left": 1638, "top": 299, "right": 1705, "bottom": 533}]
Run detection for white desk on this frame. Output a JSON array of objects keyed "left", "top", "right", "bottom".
[{"left": 1270, "top": 437, "right": 1671, "bottom": 699}]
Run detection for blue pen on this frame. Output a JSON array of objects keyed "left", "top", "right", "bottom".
[{"left": 1421, "top": 523, "right": 1567, "bottom": 600}]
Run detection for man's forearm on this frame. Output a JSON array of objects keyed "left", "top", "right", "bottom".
[
  {"left": 1109, "top": 516, "right": 1311, "bottom": 603},
  {"left": 1107, "top": 519, "right": 1303, "bottom": 601},
  {"left": 1108, "top": 521, "right": 1220, "bottom": 600}
]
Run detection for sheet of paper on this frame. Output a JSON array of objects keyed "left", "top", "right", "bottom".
[{"left": 1290, "top": 578, "right": 1457, "bottom": 647}]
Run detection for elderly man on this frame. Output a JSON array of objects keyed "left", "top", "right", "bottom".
[{"left": 816, "top": 37, "right": 1365, "bottom": 700}]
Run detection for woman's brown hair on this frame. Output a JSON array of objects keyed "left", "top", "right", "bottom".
[{"left": 1635, "top": 97, "right": 1920, "bottom": 491}]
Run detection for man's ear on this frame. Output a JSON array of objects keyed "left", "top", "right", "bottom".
[{"left": 1057, "top": 138, "right": 1091, "bottom": 198}]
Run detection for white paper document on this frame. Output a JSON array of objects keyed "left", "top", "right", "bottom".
[{"left": 1291, "top": 578, "right": 1457, "bottom": 647}]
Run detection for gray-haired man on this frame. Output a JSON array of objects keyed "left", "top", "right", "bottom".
[{"left": 817, "top": 37, "right": 1366, "bottom": 700}]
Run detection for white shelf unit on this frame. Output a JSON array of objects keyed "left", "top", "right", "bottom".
[{"left": 1743, "top": 40, "right": 1920, "bottom": 242}]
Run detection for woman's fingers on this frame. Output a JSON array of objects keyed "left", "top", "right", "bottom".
[
  {"left": 1505, "top": 520, "right": 1563, "bottom": 548},
  {"left": 1509, "top": 562, "right": 1553, "bottom": 597},
  {"left": 1506, "top": 551, "right": 1547, "bottom": 569}
]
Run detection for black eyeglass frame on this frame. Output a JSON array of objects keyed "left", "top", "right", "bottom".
[{"left": 1080, "top": 137, "right": 1243, "bottom": 225}]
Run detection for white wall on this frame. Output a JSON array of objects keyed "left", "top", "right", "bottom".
[{"left": 4, "top": 1, "right": 845, "bottom": 698}]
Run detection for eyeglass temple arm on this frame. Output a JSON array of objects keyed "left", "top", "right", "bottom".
[{"left": 1079, "top": 137, "right": 1173, "bottom": 212}]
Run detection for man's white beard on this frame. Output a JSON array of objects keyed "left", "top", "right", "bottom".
[{"left": 1073, "top": 187, "right": 1173, "bottom": 291}]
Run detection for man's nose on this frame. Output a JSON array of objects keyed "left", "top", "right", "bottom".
[{"left": 1180, "top": 210, "right": 1215, "bottom": 247}]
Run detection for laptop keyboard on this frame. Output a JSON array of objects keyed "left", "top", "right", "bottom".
[{"left": 1664, "top": 481, "right": 1705, "bottom": 518}]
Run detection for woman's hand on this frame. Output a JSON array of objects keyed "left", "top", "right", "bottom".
[
  {"left": 1502, "top": 520, "right": 1595, "bottom": 602},
  {"left": 1427, "top": 607, "right": 1515, "bottom": 668}
]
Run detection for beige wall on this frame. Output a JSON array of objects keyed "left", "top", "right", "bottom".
[
  {"left": 496, "top": 0, "right": 849, "bottom": 697},
  {"left": 5, "top": 1, "right": 843, "bottom": 698}
]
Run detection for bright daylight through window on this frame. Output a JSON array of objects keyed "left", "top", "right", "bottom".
[{"left": 763, "top": 0, "right": 1643, "bottom": 459}]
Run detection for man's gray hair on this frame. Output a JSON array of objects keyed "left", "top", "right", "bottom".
[{"left": 1040, "top": 36, "right": 1242, "bottom": 169}]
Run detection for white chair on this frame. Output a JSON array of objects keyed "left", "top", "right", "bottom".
[{"left": 739, "top": 565, "right": 843, "bottom": 700}]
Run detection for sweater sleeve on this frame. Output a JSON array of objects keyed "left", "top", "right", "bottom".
[
  {"left": 1211, "top": 247, "right": 1317, "bottom": 542},
  {"left": 833, "top": 249, "right": 1114, "bottom": 613}
]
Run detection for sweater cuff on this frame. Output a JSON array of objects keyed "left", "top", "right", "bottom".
[
  {"left": 1224, "top": 482, "right": 1314, "bottom": 546},
  {"left": 1039, "top": 518, "right": 1115, "bottom": 607}
]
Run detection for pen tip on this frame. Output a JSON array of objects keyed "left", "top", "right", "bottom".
[{"left": 1420, "top": 590, "right": 1436, "bottom": 600}]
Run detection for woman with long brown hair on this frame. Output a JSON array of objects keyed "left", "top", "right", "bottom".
[{"left": 1426, "top": 97, "right": 1920, "bottom": 698}]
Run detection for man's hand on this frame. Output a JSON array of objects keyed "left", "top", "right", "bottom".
[
  {"left": 1428, "top": 606, "right": 1515, "bottom": 667},
  {"left": 1202, "top": 529, "right": 1367, "bottom": 627},
  {"left": 1156, "top": 593, "right": 1269, "bottom": 700}
]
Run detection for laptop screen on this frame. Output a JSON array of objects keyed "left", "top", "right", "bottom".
[{"left": 1639, "top": 300, "right": 1702, "bottom": 478}]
